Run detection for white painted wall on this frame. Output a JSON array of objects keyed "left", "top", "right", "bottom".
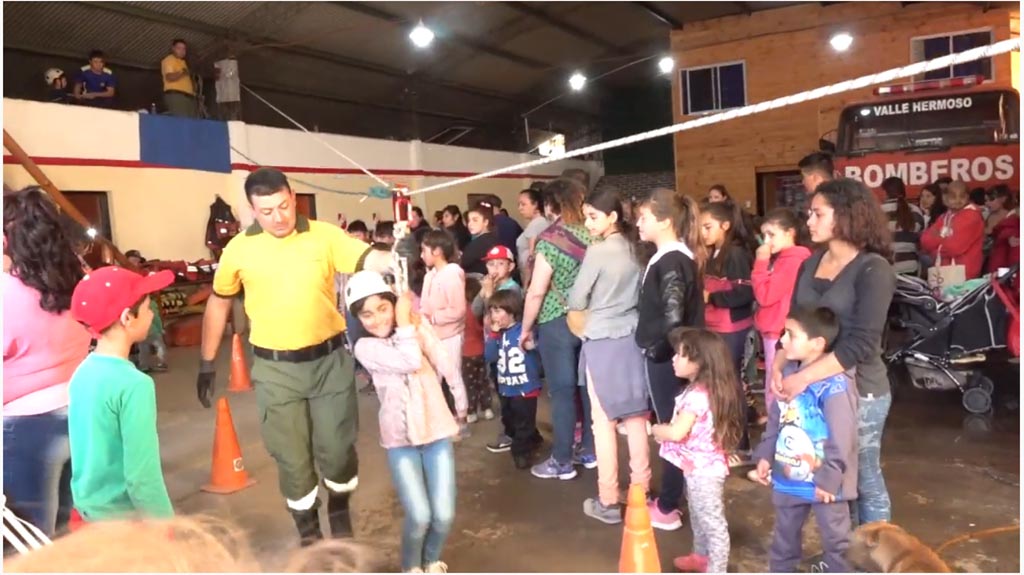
[{"left": 3, "top": 98, "right": 603, "bottom": 260}]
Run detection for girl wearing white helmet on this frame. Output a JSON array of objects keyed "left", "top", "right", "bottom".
[{"left": 345, "top": 271, "right": 459, "bottom": 574}]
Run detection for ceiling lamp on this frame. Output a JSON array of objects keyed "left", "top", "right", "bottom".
[
  {"left": 829, "top": 32, "right": 853, "bottom": 52},
  {"left": 409, "top": 20, "right": 435, "bottom": 48},
  {"left": 658, "top": 56, "right": 675, "bottom": 74},
  {"left": 568, "top": 72, "right": 586, "bottom": 91}
]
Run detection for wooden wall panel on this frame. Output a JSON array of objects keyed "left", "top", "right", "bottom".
[{"left": 670, "top": 2, "right": 1020, "bottom": 208}]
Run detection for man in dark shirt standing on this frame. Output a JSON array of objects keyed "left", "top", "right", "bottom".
[
  {"left": 74, "top": 50, "right": 116, "bottom": 108},
  {"left": 487, "top": 195, "right": 523, "bottom": 258}
]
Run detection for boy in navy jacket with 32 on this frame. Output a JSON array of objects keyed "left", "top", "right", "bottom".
[{"left": 484, "top": 289, "right": 543, "bottom": 469}]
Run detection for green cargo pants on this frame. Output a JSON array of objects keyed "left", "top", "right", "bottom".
[{"left": 251, "top": 347, "right": 359, "bottom": 503}]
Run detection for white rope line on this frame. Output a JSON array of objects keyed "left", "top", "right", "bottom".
[
  {"left": 2, "top": 501, "right": 51, "bottom": 554},
  {"left": 409, "top": 37, "right": 1022, "bottom": 196},
  {"left": 240, "top": 84, "right": 391, "bottom": 188}
]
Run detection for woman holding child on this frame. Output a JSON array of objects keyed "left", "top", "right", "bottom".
[{"left": 773, "top": 177, "right": 897, "bottom": 526}]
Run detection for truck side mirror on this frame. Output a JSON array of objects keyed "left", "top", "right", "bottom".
[{"left": 818, "top": 138, "right": 836, "bottom": 154}]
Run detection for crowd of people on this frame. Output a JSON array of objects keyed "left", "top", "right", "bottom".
[{"left": 3, "top": 151, "right": 1018, "bottom": 573}]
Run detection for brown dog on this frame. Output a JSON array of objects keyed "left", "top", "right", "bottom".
[{"left": 847, "top": 522, "right": 952, "bottom": 572}]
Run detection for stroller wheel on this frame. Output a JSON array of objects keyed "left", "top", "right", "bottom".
[
  {"left": 962, "top": 387, "right": 993, "bottom": 414},
  {"left": 970, "top": 374, "right": 995, "bottom": 395}
]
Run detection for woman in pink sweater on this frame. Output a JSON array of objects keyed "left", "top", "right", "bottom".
[
  {"left": 419, "top": 230, "right": 469, "bottom": 433},
  {"left": 3, "top": 188, "right": 92, "bottom": 536},
  {"left": 751, "top": 209, "right": 811, "bottom": 410},
  {"left": 348, "top": 272, "right": 460, "bottom": 573}
]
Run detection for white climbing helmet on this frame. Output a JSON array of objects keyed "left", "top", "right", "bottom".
[
  {"left": 44, "top": 68, "right": 64, "bottom": 85},
  {"left": 345, "top": 271, "right": 393, "bottom": 307}
]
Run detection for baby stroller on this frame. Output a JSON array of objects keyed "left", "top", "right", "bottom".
[{"left": 885, "top": 265, "right": 1018, "bottom": 414}]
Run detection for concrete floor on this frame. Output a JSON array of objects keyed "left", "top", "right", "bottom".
[{"left": 154, "top": 342, "right": 1020, "bottom": 572}]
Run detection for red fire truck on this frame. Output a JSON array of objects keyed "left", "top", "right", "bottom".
[{"left": 830, "top": 75, "right": 1019, "bottom": 197}]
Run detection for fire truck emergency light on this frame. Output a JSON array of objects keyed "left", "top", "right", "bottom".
[{"left": 874, "top": 74, "right": 985, "bottom": 96}]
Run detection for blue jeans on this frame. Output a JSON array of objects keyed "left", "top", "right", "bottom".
[
  {"left": 537, "top": 315, "right": 594, "bottom": 464},
  {"left": 386, "top": 439, "right": 456, "bottom": 571},
  {"left": 855, "top": 393, "right": 892, "bottom": 525},
  {"left": 2, "top": 410, "right": 73, "bottom": 536}
]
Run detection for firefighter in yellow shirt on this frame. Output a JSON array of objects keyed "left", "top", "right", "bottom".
[
  {"left": 161, "top": 39, "right": 196, "bottom": 118},
  {"left": 198, "top": 168, "right": 395, "bottom": 546}
]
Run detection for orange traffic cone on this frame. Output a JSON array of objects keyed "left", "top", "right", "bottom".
[
  {"left": 227, "top": 333, "right": 252, "bottom": 392},
  {"left": 619, "top": 484, "right": 661, "bottom": 573},
  {"left": 202, "top": 397, "right": 257, "bottom": 494}
]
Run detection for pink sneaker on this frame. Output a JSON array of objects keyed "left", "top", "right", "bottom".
[
  {"left": 673, "top": 553, "right": 708, "bottom": 572},
  {"left": 646, "top": 499, "right": 683, "bottom": 531}
]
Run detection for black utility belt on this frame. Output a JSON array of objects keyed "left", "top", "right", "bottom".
[
  {"left": 164, "top": 90, "right": 195, "bottom": 98},
  {"left": 253, "top": 333, "right": 345, "bottom": 363}
]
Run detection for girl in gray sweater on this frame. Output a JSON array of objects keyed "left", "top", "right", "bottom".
[{"left": 568, "top": 187, "right": 651, "bottom": 526}]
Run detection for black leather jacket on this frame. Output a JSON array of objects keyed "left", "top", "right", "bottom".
[{"left": 635, "top": 251, "right": 704, "bottom": 362}]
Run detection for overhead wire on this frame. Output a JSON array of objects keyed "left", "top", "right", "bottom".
[
  {"left": 240, "top": 84, "right": 391, "bottom": 188},
  {"left": 408, "top": 37, "right": 1022, "bottom": 196}
]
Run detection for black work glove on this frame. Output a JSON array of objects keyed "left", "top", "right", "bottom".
[{"left": 197, "top": 359, "right": 216, "bottom": 408}]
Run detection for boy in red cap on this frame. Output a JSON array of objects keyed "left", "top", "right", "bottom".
[
  {"left": 67, "top": 265, "right": 176, "bottom": 522},
  {"left": 469, "top": 245, "right": 526, "bottom": 452}
]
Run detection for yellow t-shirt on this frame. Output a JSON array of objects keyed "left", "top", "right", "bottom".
[
  {"left": 161, "top": 55, "right": 194, "bottom": 95},
  {"left": 213, "top": 217, "right": 370, "bottom": 351}
]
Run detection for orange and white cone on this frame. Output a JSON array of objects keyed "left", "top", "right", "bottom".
[
  {"left": 227, "top": 333, "right": 252, "bottom": 392},
  {"left": 619, "top": 484, "right": 661, "bottom": 573},
  {"left": 201, "top": 397, "right": 257, "bottom": 494}
]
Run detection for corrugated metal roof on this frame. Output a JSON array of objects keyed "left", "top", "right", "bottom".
[
  {"left": 121, "top": 1, "right": 267, "bottom": 31},
  {"left": 3, "top": 2, "right": 221, "bottom": 69}
]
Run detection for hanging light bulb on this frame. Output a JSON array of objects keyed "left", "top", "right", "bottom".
[
  {"left": 409, "top": 20, "right": 435, "bottom": 49},
  {"left": 568, "top": 72, "right": 586, "bottom": 91},
  {"left": 86, "top": 228, "right": 98, "bottom": 239},
  {"left": 658, "top": 56, "right": 675, "bottom": 74}
]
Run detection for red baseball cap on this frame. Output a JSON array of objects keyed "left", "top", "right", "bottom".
[
  {"left": 482, "top": 245, "right": 514, "bottom": 262},
  {"left": 72, "top": 266, "right": 175, "bottom": 336}
]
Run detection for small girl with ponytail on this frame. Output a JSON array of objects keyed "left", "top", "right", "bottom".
[
  {"left": 634, "top": 188, "right": 705, "bottom": 531},
  {"left": 652, "top": 327, "right": 743, "bottom": 573}
]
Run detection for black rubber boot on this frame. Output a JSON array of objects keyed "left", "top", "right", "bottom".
[
  {"left": 289, "top": 506, "right": 324, "bottom": 547},
  {"left": 326, "top": 492, "right": 354, "bottom": 538}
]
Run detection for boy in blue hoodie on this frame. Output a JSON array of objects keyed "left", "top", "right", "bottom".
[
  {"left": 753, "top": 306, "right": 857, "bottom": 573},
  {"left": 484, "top": 289, "right": 543, "bottom": 470}
]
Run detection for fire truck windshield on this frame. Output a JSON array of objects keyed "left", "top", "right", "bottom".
[{"left": 837, "top": 89, "right": 1019, "bottom": 155}]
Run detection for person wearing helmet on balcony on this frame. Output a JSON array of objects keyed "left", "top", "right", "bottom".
[{"left": 44, "top": 68, "right": 73, "bottom": 104}]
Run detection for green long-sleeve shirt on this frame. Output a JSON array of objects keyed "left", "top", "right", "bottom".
[{"left": 68, "top": 353, "right": 174, "bottom": 521}]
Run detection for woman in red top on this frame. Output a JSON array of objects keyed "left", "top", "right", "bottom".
[{"left": 920, "top": 181, "right": 985, "bottom": 280}]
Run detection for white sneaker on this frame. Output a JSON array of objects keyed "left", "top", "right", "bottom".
[
  {"left": 482, "top": 408, "right": 495, "bottom": 421},
  {"left": 466, "top": 413, "right": 479, "bottom": 424},
  {"left": 425, "top": 561, "right": 448, "bottom": 573}
]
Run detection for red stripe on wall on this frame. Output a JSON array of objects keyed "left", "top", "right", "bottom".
[{"left": 2, "top": 155, "right": 562, "bottom": 181}]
